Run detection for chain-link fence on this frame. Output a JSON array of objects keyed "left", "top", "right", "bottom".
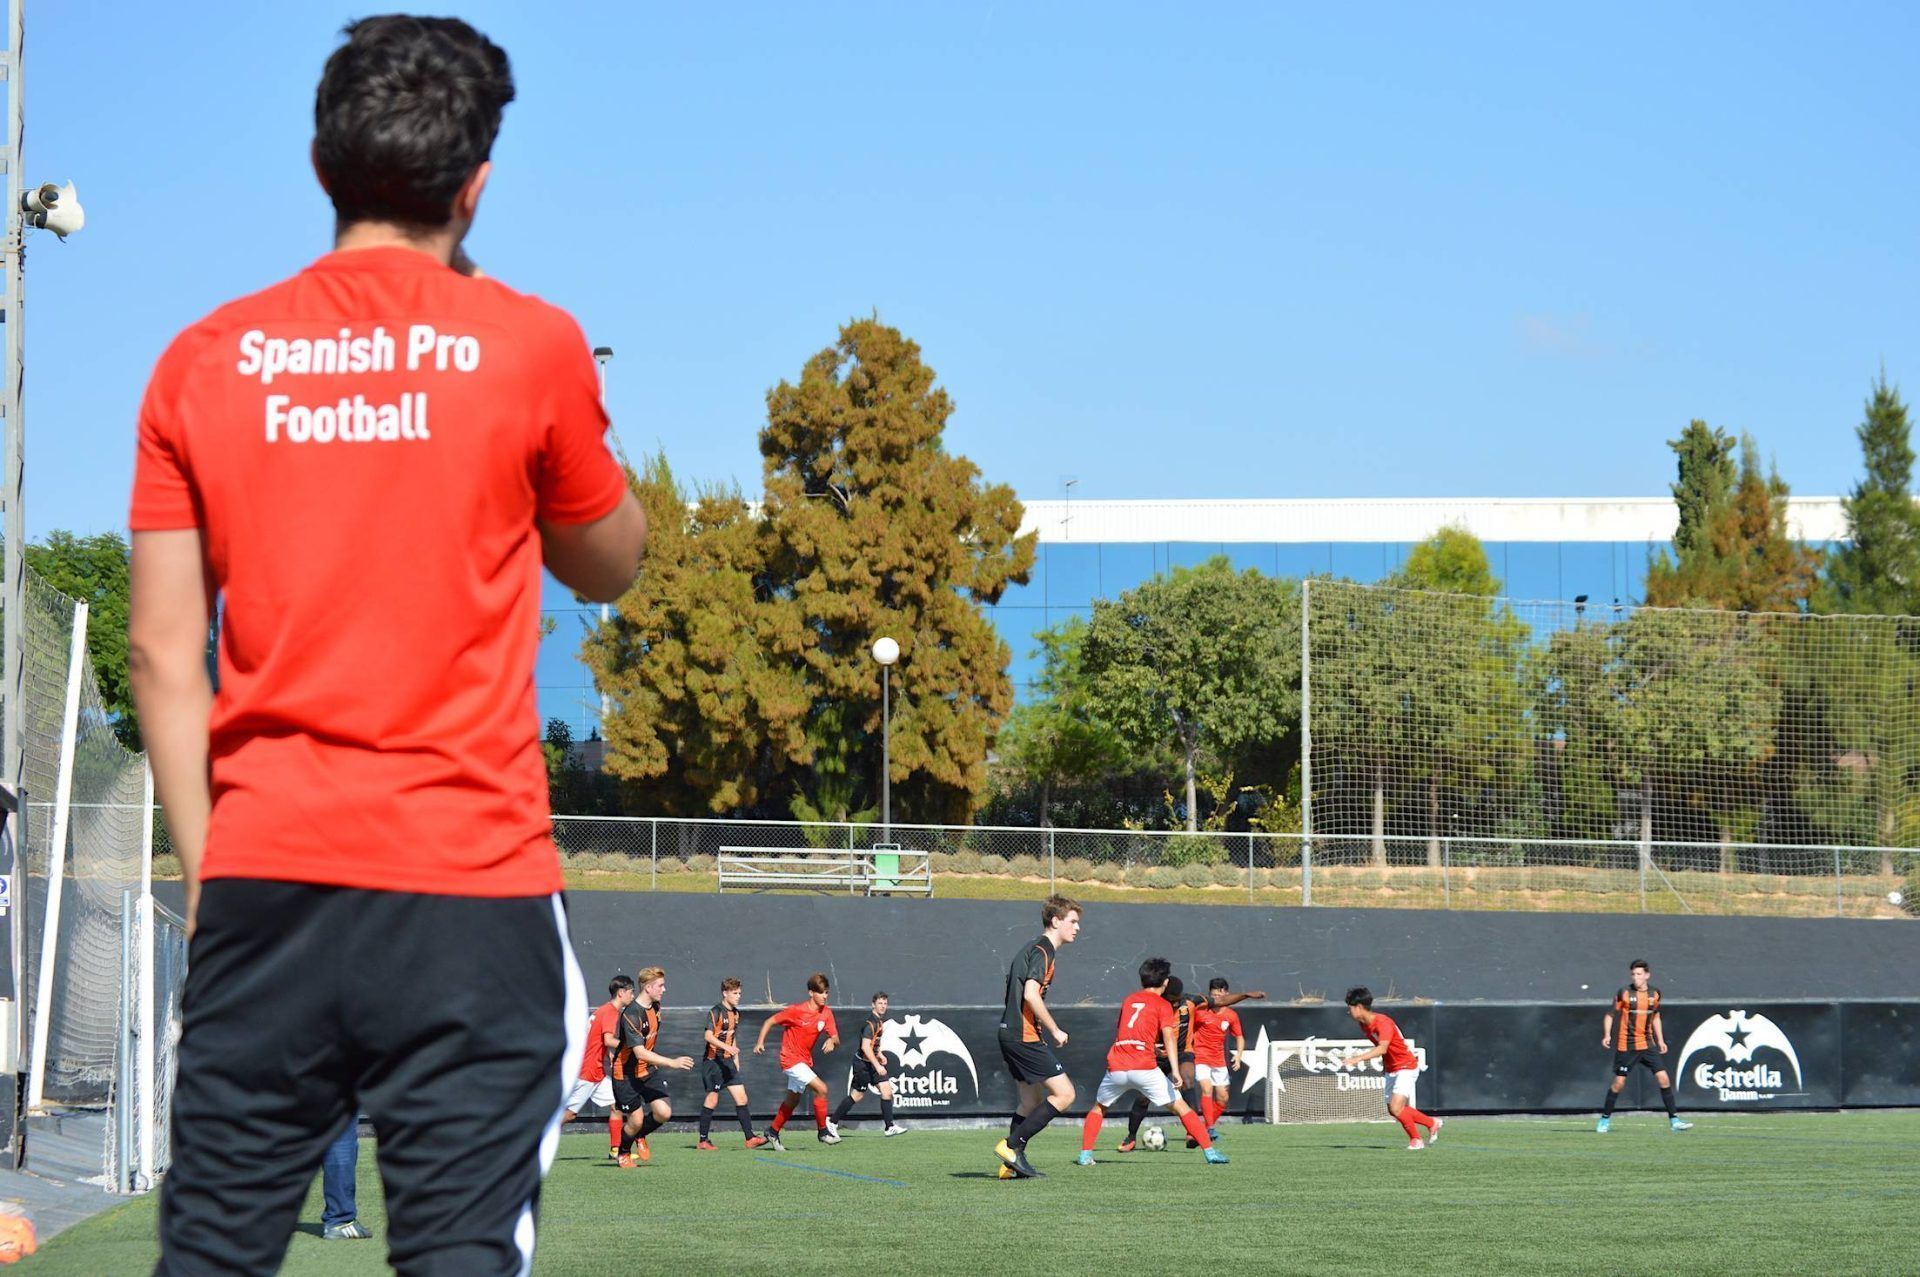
[{"left": 550, "top": 815, "right": 1915, "bottom": 918}]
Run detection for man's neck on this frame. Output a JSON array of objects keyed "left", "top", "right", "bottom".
[{"left": 333, "top": 220, "right": 458, "bottom": 265}]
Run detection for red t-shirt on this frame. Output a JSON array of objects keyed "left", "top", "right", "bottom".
[
  {"left": 771, "top": 1001, "right": 839, "bottom": 1070},
  {"left": 1193, "top": 1005, "right": 1243, "bottom": 1066},
  {"left": 1365, "top": 1012, "right": 1419, "bottom": 1073},
  {"left": 129, "top": 246, "right": 624, "bottom": 896},
  {"left": 1108, "top": 990, "right": 1175, "bottom": 1071},
  {"left": 580, "top": 1000, "right": 621, "bottom": 1083}
]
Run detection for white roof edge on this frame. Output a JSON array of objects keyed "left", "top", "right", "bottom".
[{"left": 1016, "top": 496, "right": 1849, "bottom": 545}]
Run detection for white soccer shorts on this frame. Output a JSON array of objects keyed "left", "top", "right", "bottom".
[
  {"left": 1096, "top": 1068, "right": 1176, "bottom": 1108},
  {"left": 1384, "top": 1068, "right": 1419, "bottom": 1106},
  {"left": 1198, "top": 1064, "right": 1231, "bottom": 1087},
  {"left": 784, "top": 1062, "right": 820, "bottom": 1093},
  {"left": 564, "top": 1076, "right": 614, "bottom": 1113}
]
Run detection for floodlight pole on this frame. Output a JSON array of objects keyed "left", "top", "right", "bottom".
[
  {"left": 592, "top": 346, "right": 613, "bottom": 738},
  {"left": 2, "top": 0, "right": 26, "bottom": 799}
]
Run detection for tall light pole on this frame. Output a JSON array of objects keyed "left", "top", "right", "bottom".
[
  {"left": 591, "top": 346, "right": 614, "bottom": 739},
  {"left": 871, "top": 636, "right": 899, "bottom": 842}
]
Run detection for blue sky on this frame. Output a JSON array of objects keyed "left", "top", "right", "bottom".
[{"left": 21, "top": 2, "right": 1920, "bottom": 542}]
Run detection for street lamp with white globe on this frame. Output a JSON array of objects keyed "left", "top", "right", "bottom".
[{"left": 872, "top": 636, "right": 900, "bottom": 841}]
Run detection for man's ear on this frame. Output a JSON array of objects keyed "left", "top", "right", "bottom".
[{"left": 454, "top": 161, "right": 492, "bottom": 222}]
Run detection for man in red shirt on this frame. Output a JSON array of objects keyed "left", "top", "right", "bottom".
[
  {"left": 562, "top": 975, "right": 636, "bottom": 1159},
  {"left": 752, "top": 973, "right": 842, "bottom": 1149},
  {"left": 1341, "top": 987, "right": 1443, "bottom": 1150},
  {"left": 1191, "top": 977, "right": 1263, "bottom": 1137},
  {"left": 127, "top": 17, "right": 644, "bottom": 1274},
  {"left": 1076, "top": 958, "right": 1229, "bottom": 1168}
]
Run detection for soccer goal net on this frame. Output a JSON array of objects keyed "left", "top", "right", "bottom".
[
  {"left": 1263, "top": 1035, "right": 1428, "bottom": 1124},
  {"left": 8, "top": 566, "right": 183, "bottom": 1191}
]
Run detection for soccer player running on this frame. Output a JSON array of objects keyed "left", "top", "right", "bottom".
[
  {"left": 129, "top": 16, "right": 646, "bottom": 1272},
  {"left": 993, "top": 895, "right": 1082, "bottom": 1180},
  {"left": 1597, "top": 958, "right": 1692, "bottom": 1133},
  {"left": 1121, "top": 974, "right": 1196, "bottom": 1151},
  {"left": 753, "top": 973, "right": 842, "bottom": 1148},
  {"left": 561, "top": 975, "right": 635, "bottom": 1159},
  {"left": 1078, "top": 958, "right": 1229, "bottom": 1167},
  {"left": 613, "top": 968, "right": 695, "bottom": 1167},
  {"left": 1341, "top": 987, "right": 1442, "bottom": 1150},
  {"left": 1191, "top": 978, "right": 1265, "bottom": 1140},
  {"left": 832, "top": 992, "right": 908, "bottom": 1137},
  {"left": 698, "top": 978, "right": 767, "bottom": 1151}
]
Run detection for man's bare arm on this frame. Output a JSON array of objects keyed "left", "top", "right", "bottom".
[
  {"left": 128, "top": 530, "right": 214, "bottom": 934},
  {"left": 539, "top": 493, "right": 646, "bottom": 602}
]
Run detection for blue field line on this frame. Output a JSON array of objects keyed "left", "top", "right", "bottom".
[{"left": 752, "top": 1155, "right": 909, "bottom": 1187}]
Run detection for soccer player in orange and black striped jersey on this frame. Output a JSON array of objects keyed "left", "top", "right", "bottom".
[
  {"left": 1597, "top": 959, "right": 1692, "bottom": 1133},
  {"left": 613, "top": 967, "right": 695, "bottom": 1166},
  {"left": 993, "top": 896, "right": 1082, "bottom": 1179},
  {"left": 832, "top": 992, "right": 908, "bottom": 1137},
  {"left": 697, "top": 977, "right": 767, "bottom": 1151}
]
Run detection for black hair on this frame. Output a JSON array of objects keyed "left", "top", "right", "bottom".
[
  {"left": 1208, "top": 977, "right": 1230, "bottom": 992},
  {"left": 314, "top": 15, "right": 515, "bottom": 228},
  {"left": 1138, "top": 956, "right": 1172, "bottom": 988},
  {"left": 1629, "top": 959, "right": 1650, "bottom": 972},
  {"left": 1163, "top": 976, "right": 1185, "bottom": 1004},
  {"left": 1344, "top": 986, "right": 1373, "bottom": 1009},
  {"left": 871, "top": 991, "right": 889, "bottom": 1003},
  {"left": 608, "top": 975, "right": 634, "bottom": 997}
]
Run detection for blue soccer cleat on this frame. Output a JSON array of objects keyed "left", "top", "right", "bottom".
[
  {"left": 1075, "top": 1150, "right": 1096, "bottom": 1167},
  {"left": 1670, "top": 1118, "right": 1693, "bottom": 1131},
  {"left": 1595, "top": 1117, "right": 1610, "bottom": 1134},
  {"left": 1203, "top": 1146, "right": 1230, "bottom": 1165}
]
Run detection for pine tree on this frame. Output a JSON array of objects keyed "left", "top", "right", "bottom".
[{"left": 1819, "top": 373, "right": 1920, "bottom": 616}]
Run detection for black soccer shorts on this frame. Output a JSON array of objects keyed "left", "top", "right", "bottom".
[
  {"left": 998, "top": 1034, "right": 1066, "bottom": 1084},
  {"left": 614, "top": 1074, "right": 672, "bottom": 1112},
  {"left": 700, "top": 1057, "right": 741, "bottom": 1093},
  {"left": 155, "top": 880, "right": 582, "bottom": 1277},
  {"left": 1614, "top": 1048, "right": 1669, "bottom": 1077},
  {"left": 851, "top": 1059, "right": 884, "bottom": 1091}
]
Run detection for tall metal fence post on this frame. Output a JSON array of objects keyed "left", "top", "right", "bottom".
[
  {"left": 1834, "top": 849, "right": 1843, "bottom": 918},
  {"left": 1299, "top": 579, "right": 1312, "bottom": 908},
  {"left": 1247, "top": 832, "right": 1254, "bottom": 902},
  {"left": 1442, "top": 840, "right": 1451, "bottom": 910},
  {"left": 650, "top": 819, "right": 657, "bottom": 892},
  {"left": 1047, "top": 828, "right": 1055, "bottom": 894}
]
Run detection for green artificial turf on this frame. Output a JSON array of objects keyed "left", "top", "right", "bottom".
[{"left": 28, "top": 1112, "right": 1920, "bottom": 1275}]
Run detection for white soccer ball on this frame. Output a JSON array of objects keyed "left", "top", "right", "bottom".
[
  {"left": 1141, "top": 1125, "right": 1167, "bottom": 1151},
  {"left": 1890, "top": 890, "right": 1905, "bottom": 907}
]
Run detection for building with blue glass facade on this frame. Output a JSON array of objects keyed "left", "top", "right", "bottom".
[{"left": 537, "top": 495, "right": 1847, "bottom": 736}]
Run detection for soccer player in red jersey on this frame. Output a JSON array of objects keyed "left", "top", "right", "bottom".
[
  {"left": 1191, "top": 977, "right": 1264, "bottom": 1138},
  {"left": 561, "top": 975, "right": 634, "bottom": 1158},
  {"left": 698, "top": 978, "right": 767, "bottom": 1151},
  {"left": 753, "top": 973, "right": 842, "bottom": 1148},
  {"left": 1078, "top": 958, "right": 1229, "bottom": 1167},
  {"left": 128, "top": 17, "right": 645, "bottom": 1271},
  {"left": 1597, "top": 958, "right": 1691, "bottom": 1133},
  {"left": 1341, "top": 987, "right": 1442, "bottom": 1150}
]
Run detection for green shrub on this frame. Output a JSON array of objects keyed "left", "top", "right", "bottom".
[
  {"left": 1209, "top": 863, "right": 1244, "bottom": 889},
  {"left": 1007, "top": 854, "right": 1045, "bottom": 879},
  {"left": 683, "top": 854, "right": 715, "bottom": 876},
  {"left": 928, "top": 851, "right": 957, "bottom": 873},
  {"left": 1090, "top": 862, "right": 1124, "bottom": 884},
  {"left": 152, "top": 853, "right": 183, "bottom": 880},
  {"left": 1181, "top": 863, "right": 1217, "bottom": 889},
  {"left": 978, "top": 853, "right": 1011, "bottom": 875},
  {"left": 950, "top": 851, "right": 985, "bottom": 875},
  {"left": 1161, "top": 834, "right": 1227, "bottom": 867},
  {"left": 1143, "top": 866, "right": 1183, "bottom": 889},
  {"left": 1058, "top": 857, "right": 1097, "bottom": 882},
  {"left": 1904, "top": 861, "right": 1920, "bottom": 917}
]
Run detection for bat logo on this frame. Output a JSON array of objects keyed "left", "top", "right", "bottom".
[
  {"left": 880, "top": 1015, "right": 979, "bottom": 1093},
  {"left": 1676, "top": 1010, "right": 1804, "bottom": 1089}
]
